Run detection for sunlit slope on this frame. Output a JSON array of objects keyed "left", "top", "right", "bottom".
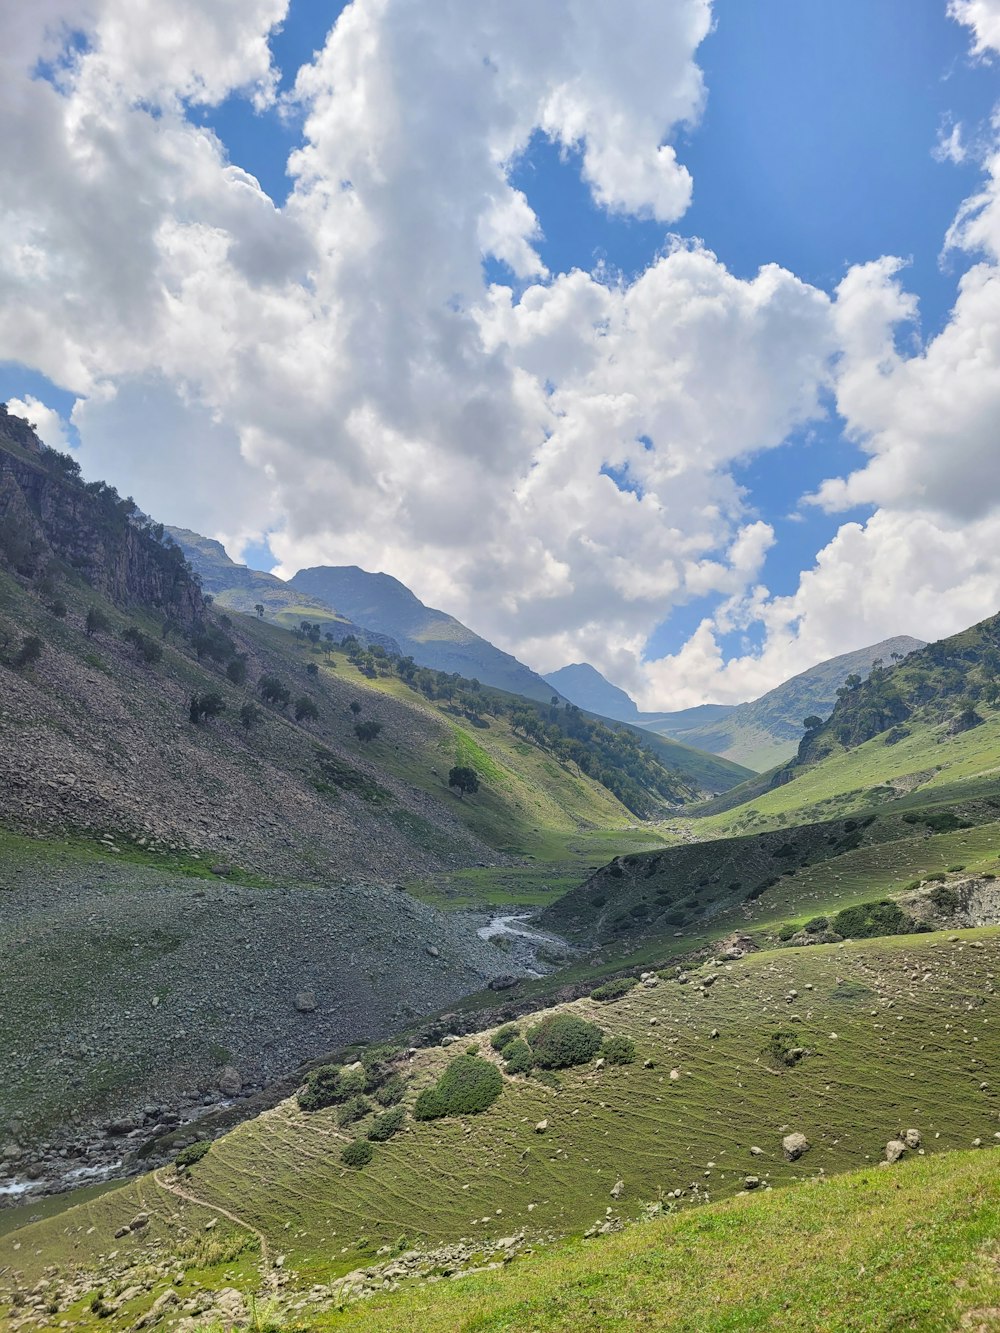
[{"left": 6, "top": 926, "right": 1000, "bottom": 1328}]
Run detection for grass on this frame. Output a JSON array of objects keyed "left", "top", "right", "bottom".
[
  {"left": 8, "top": 925, "right": 1000, "bottom": 1329},
  {"left": 318, "top": 1149, "right": 1000, "bottom": 1331}
]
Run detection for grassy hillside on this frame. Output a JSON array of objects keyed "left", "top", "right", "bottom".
[
  {"left": 5, "top": 926, "right": 1000, "bottom": 1329},
  {"left": 643, "top": 636, "right": 924, "bottom": 771}
]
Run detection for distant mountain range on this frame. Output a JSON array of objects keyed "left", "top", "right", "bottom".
[{"left": 547, "top": 636, "right": 926, "bottom": 772}]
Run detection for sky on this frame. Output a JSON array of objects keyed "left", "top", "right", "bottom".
[{"left": 1, "top": 0, "right": 1000, "bottom": 709}]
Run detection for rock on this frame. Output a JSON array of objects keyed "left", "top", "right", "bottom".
[
  {"left": 669, "top": 1068, "right": 681, "bottom": 1081},
  {"left": 129, "top": 1212, "right": 149, "bottom": 1231},
  {"left": 136, "top": 1287, "right": 179, "bottom": 1327},
  {"left": 210, "top": 863, "right": 232, "bottom": 877},
  {"left": 749, "top": 1146, "right": 764, "bottom": 1156},
  {"left": 782, "top": 1132, "right": 810, "bottom": 1161},
  {"left": 710, "top": 1028, "right": 720, "bottom": 1039},
  {"left": 904, "top": 1128, "right": 921, "bottom": 1149},
  {"left": 106, "top": 1117, "right": 140, "bottom": 1136},
  {"left": 425, "top": 945, "right": 440, "bottom": 958},
  {"left": 294, "top": 990, "right": 317, "bottom": 1013},
  {"left": 114, "top": 1226, "right": 130, "bottom": 1239},
  {"left": 217, "top": 1066, "right": 242, "bottom": 1097},
  {"left": 610, "top": 1179, "right": 624, "bottom": 1199},
  {"left": 534, "top": 1119, "right": 548, "bottom": 1133},
  {"left": 885, "top": 1139, "right": 906, "bottom": 1164},
  {"left": 488, "top": 975, "right": 518, "bottom": 991},
  {"left": 744, "top": 1176, "right": 761, "bottom": 1190},
  {"left": 973, "top": 1137, "right": 983, "bottom": 1147}
]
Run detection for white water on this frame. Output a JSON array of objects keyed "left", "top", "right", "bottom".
[
  {"left": 0, "top": 1178, "right": 36, "bottom": 1198},
  {"left": 477, "top": 913, "right": 562, "bottom": 946}
]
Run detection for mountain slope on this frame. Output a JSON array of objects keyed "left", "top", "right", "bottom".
[
  {"left": 544, "top": 661, "right": 641, "bottom": 722},
  {"left": 291, "top": 564, "right": 559, "bottom": 702},
  {"left": 166, "top": 526, "right": 399, "bottom": 652},
  {"left": 643, "top": 635, "right": 925, "bottom": 770}
]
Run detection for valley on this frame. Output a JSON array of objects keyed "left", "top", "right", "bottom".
[{"left": 4, "top": 410, "right": 1000, "bottom": 1332}]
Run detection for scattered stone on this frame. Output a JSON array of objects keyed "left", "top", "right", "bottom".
[
  {"left": 425, "top": 945, "right": 440, "bottom": 958},
  {"left": 782, "top": 1132, "right": 810, "bottom": 1162},
  {"left": 217, "top": 1066, "right": 242, "bottom": 1097},
  {"left": 749, "top": 1146, "right": 764, "bottom": 1156},
  {"left": 534, "top": 1119, "right": 548, "bottom": 1133},
  {"left": 884, "top": 1139, "right": 906, "bottom": 1164},
  {"left": 610, "top": 1179, "right": 624, "bottom": 1199},
  {"left": 904, "top": 1128, "right": 921, "bottom": 1149},
  {"left": 294, "top": 991, "right": 317, "bottom": 1013},
  {"left": 744, "top": 1176, "right": 761, "bottom": 1190}
]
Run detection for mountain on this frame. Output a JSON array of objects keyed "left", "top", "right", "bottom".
[
  {"left": 544, "top": 661, "right": 641, "bottom": 722},
  {"left": 641, "top": 636, "right": 925, "bottom": 771},
  {"left": 290, "top": 564, "right": 561, "bottom": 703},
  {"left": 166, "top": 526, "right": 399, "bottom": 653}
]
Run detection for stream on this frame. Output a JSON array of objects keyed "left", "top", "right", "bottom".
[{"left": 476, "top": 912, "right": 572, "bottom": 976}]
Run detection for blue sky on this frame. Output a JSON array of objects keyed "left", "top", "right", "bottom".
[{"left": 2, "top": 0, "right": 999, "bottom": 705}]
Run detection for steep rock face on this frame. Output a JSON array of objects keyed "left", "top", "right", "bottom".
[{"left": 0, "top": 412, "right": 203, "bottom": 623}]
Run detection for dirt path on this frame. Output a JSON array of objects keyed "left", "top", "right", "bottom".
[{"left": 153, "top": 1167, "right": 276, "bottom": 1290}]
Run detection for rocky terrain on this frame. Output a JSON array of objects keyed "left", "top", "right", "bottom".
[{"left": 0, "top": 846, "right": 539, "bottom": 1196}]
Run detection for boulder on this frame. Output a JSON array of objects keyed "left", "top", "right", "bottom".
[
  {"left": 904, "top": 1128, "right": 921, "bottom": 1149},
  {"left": 885, "top": 1139, "right": 906, "bottom": 1164},
  {"left": 534, "top": 1119, "right": 548, "bottom": 1133},
  {"left": 217, "top": 1066, "right": 242, "bottom": 1097},
  {"left": 294, "top": 991, "right": 317, "bottom": 1013},
  {"left": 782, "top": 1132, "right": 810, "bottom": 1161},
  {"left": 610, "top": 1179, "right": 624, "bottom": 1199},
  {"left": 425, "top": 945, "right": 440, "bottom": 958}
]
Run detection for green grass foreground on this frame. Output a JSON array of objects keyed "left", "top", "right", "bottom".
[{"left": 321, "top": 1148, "right": 1000, "bottom": 1332}]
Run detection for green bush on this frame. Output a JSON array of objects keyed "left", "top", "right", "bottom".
[
  {"left": 502, "top": 1039, "right": 534, "bottom": 1075},
  {"left": 367, "top": 1106, "right": 406, "bottom": 1141},
  {"left": 336, "top": 1095, "right": 371, "bottom": 1128},
  {"left": 491, "top": 1024, "right": 520, "bottom": 1052},
  {"left": 803, "top": 916, "right": 828, "bottom": 934},
  {"left": 526, "top": 1014, "right": 604, "bottom": 1070},
  {"left": 832, "top": 899, "right": 916, "bottom": 940},
  {"left": 923, "top": 871, "right": 947, "bottom": 883},
  {"left": 412, "top": 1054, "right": 503, "bottom": 1121},
  {"left": 591, "top": 977, "right": 638, "bottom": 1002},
  {"left": 601, "top": 1036, "right": 636, "bottom": 1066},
  {"left": 930, "top": 884, "right": 961, "bottom": 913},
  {"left": 298, "top": 1063, "right": 368, "bottom": 1112},
  {"left": 175, "top": 1140, "right": 211, "bottom": 1170},
  {"left": 948, "top": 864, "right": 966, "bottom": 873},
  {"left": 777, "top": 924, "right": 797, "bottom": 941},
  {"left": 374, "top": 1073, "right": 407, "bottom": 1107},
  {"left": 341, "top": 1140, "right": 374, "bottom": 1169}
]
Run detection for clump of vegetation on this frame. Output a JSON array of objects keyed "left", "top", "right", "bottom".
[
  {"left": 226, "top": 655, "right": 248, "bottom": 685},
  {"left": 374, "top": 1073, "right": 408, "bottom": 1107},
  {"left": 295, "top": 695, "right": 319, "bottom": 723},
  {"left": 189, "top": 691, "right": 226, "bottom": 724},
  {"left": 591, "top": 976, "right": 639, "bottom": 1002},
  {"left": 260, "top": 674, "right": 291, "bottom": 708},
  {"left": 832, "top": 899, "right": 917, "bottom": 940},
  {"left": 299, "top": 1063, "right": 368, "bottom": 1113},
  {"left": 85, "top": 606, "right": 111, "bottom": 638},
  {"left": 336, "top": 1095, "right": 372, "bottom": 1128},
  {"left": 122, "top": 625, "right": 163, "bottom": 664},
  {"left": 903, "top": 810, "right": 973, "bottom": 833},
  {"left": 764, "top": 1032, "right": 806, "bottom": 1068},
  {"left": 240, "top": 702, "right": 260, "bottom": 730},
  {"left": 930, "top": 884, "right": 961, "bottom": 913},
  {"left": 341, "top": 1140, "right": 374, "bottom": 1169},
  {"left": 11, "top": 634, "right": 43, "bottom": 670},
  {"left": 367, "top": 1106, "right": 406, "bottom": 1141},
  {"left": 803, "top": 916, "right": 828, "bottom": 934},
  {"left": 355, "top": 719, "right": 383, "bottom": 743},
  {"left": 413, "top": 1054, "right": 503, "bottom": 1121},
  {"left": 448, "top": 765, "right": 480, "bottom": 799},
  {"left": 490, "top": 1024, "right": 521, "bottom": 1053},
  {"left": 502, "top": 1039, "right": 534, "bottom": 1075},
  {"left": 526, "top": 1014, "right": 604, "bottom": 1070},
  {"left": 777, "top": 923, "right": 797, "bottom": 942},
  {"left": 601, "top": 1036, "right": 637, "bottom": 1066},
  {"left": 175, "top": 1140, "right": 212, "bottom": 1171}
]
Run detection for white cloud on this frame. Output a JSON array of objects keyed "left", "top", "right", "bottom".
[
  {"left": 6, "top": 394, "right": 71, "bottom": 453},
  {"left": 4, "top": 0, "right": 1000, "bottom": 717},
  {"left": 949, "top": 0, "right": 1000, "bottom": 55}
]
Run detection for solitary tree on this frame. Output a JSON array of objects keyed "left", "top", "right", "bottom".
[
  {"left": 259, "top": 675, "right": 290, "bottom": 708},
  {"left": 349, "top": 700, "right": 363, "bottom": 717},
  {"left": 85, "top": 606, "right": 110, "bottom": 638},
  {"left": 254, "top": 603, "right": 265, "bottom": 619},
  {"left": 295, "top": 696, "right": 319, "bottom": 723},
  {"left": 306, "top": 662, "right": 319, "bottom": 677},
  {"left": 355, "top": 720, "right": 382, "bottom": 743},
  {"left": 802, "top": 715, "right": 823, "bottom": 731},
  {"left": 12, "top": 635, "right": 43, "bottom": 670},
  {"left": 240, "top": 702, "right": 261, "bottom": 730},
  {"left": 189, "top": 692, "right": 226, "bottom": 724},
  {"left": 448, "top": 765, "right": 480, "bottom": 799}
]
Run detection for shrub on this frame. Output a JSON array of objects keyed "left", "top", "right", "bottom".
[
  {"left": 336, "top": 1095, "right": 372, "bottom": 1128},
  {"left": 777, "top": 924, "right": 797, "bottom": 941},
  {"left": 355, "top": 720, "right": 382, "bottom": 743},
  {"left": 48, "top": 598, "right": 67, "bottom": 618},
  {"left": 298, "top": 1063, "right": 367, "bottom": 1112},
  {"left": 923, "top": 871, "right": 947, "bottom": 883},
  {"left": 591, "top": 977, "right": 639, "bottom": 1002},
  {"left": 948, "top": 864, "right": 966, "bottom": 873},
  {"left": 341, "top": 1140, "right": 374, "bottom": 1169},
  {"left": 240, "top": 702, "right": 260, "bottom": 730},
  {"left": 629, "top": 903, "right": 650, "bottom": 919},
  {"left": 189, "top": 691, "right": 226, "bottom": 724},
  {"left": 929, "top": 884, "right": 961, "bottom": 913},
  {"left": 412, "top": 1054, "right": 503, "bottom": 1120},
  {"left": 601, "top": 1036, "right": 636, "bottom": 1065},
  {"left": 295, "top": 695, "right": 319, "bottom": 723},
  {"left": 832, "top": 899, "right": 916, "bottom": 940},
  {"left": 12, "top": 635, "right": 43, "bottom": 670},
  {"left": 502, "top": 1039, "right": 534, "bottom": 1075},
  {"left": 490, "top": 1024, "right": 520, "bottom": 1052},
  {"left": 374, "top": 1073, "right": 407, "bottom": 1107},
  {"left": 367, "top": 1106, "right": 406, "bottom": 1141},
  {"left": 259, "top": 675, "right": 290, "bottom": 708},
  {"left": 175, "top": 1140, "right": 211, "bottom": 1170},
  {"left": 803, "top": 916, "right": 828, "bottom": 934},
  {"left": 122, "top": 625, "right": 162, "bottom": 664},
  {"left": 85, "top": 606, "right": 111, "bottom": 638},
  {"left": 526, "top": 1014, "right": 604, "bottom": 1070},
  {"left": 306, "top": 662, "right": 319, "bottom": 677},
  {"left": 226, "top": 656, "right": 248, "bottom": 686}
]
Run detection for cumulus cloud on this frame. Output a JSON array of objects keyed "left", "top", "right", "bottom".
[
  {"left": 6, "top": 394, "right": 71, "bottom": 453},
  {"left": 3, "top": 0, "right": 1000, "bottom": 714},
  {"left": 949, "top": 0, "right": 1000, "bottom": 55}
]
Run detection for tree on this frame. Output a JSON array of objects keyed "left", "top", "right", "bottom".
[
  {"left": 226, "top": 655, "right": 248, "bottom": 686},
  {"left": 306, "top": 662, "right": 319, "bottom": 677},
  {"left": 85, "top": 606, "right": 110, "bottom": 638},
  {"left": 240, "top": 702, "right": 260, "bottom": 730},
  {"left": 259, "top": 675, "right": 290, "bottom": 708},
  {"left": 355, "top": 720, "right": 382, "bottom": 743},
  {"left": 189, "top": 692, "right": 226, "bottom": 723},
  {"left": 448, "top": 765, "right": 480, "bottom": 799},
  {"left": 295, "top": 695, "right": 319, "bottom": 723},
  {"left": 349, "top": 700, "right": 363, "bottom": 717},
  {"left": 802, "top": 715, "right": 823, "bottom": 731},
  {"left": 254, "top": 603, "right": 265, "bottom": 619},
  {"left": 48, "top": 598, "right": 67, "bottom": 618},
  {"left": 12, "top": 635, "right": 43, "bottom": 670}
]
